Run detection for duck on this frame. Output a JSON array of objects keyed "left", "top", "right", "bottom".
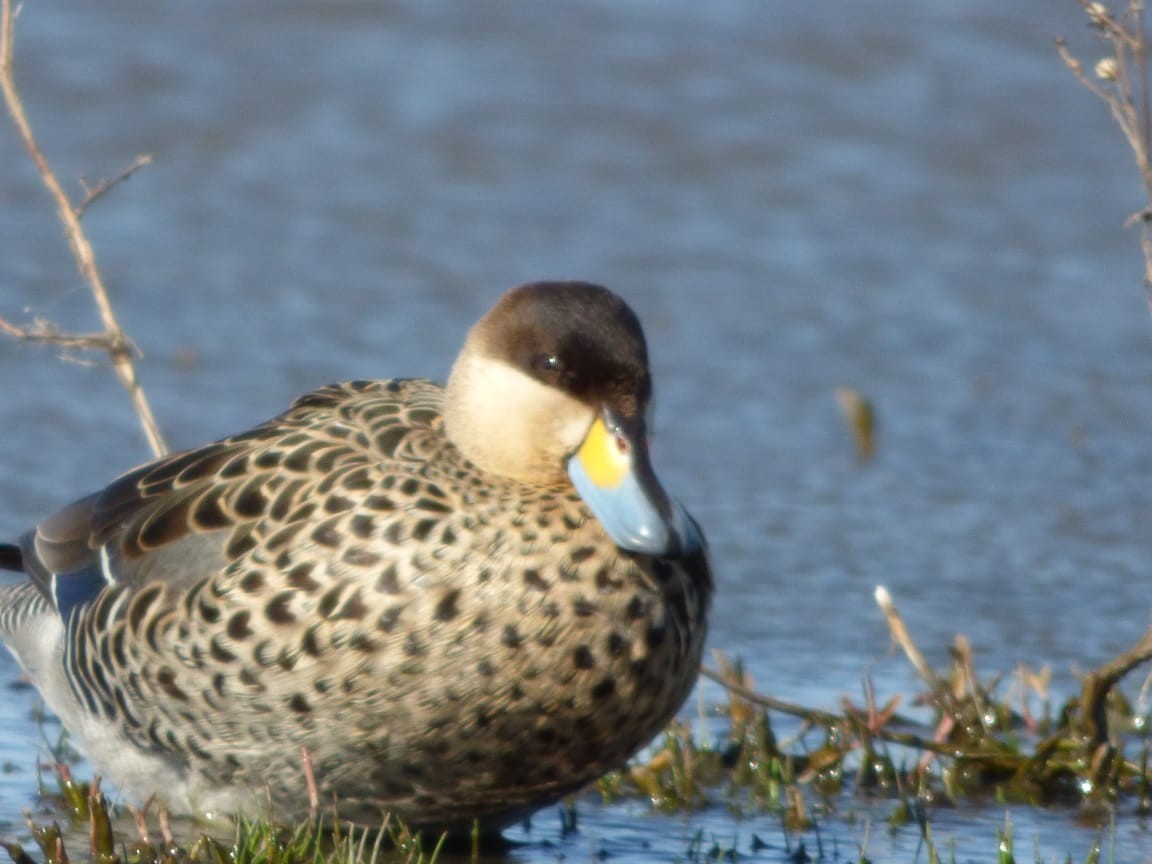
[{"left": 0, "top": 281, "right": 712, "bottom": 835}]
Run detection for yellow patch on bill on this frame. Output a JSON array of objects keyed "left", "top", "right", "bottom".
[{"left": 576, "top": 418, "right": 629, "bottom": 487}]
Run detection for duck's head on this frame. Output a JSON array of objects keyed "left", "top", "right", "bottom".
[{"left": 444, "top": 281, "right": 701, "bottom": 557}]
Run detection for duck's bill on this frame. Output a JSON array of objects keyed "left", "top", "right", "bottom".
[{"left": 567, "top": 409, "right": 701, "bottom": 556}]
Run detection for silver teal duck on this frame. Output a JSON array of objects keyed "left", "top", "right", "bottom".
[{"left": 0, "top": 281, "right": 712, "bottom": 834}]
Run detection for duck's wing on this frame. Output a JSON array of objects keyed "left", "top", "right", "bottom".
[
  {"left": 2, "top": 380, "right": 419, "bottom": 622},
  {"left": 14, "top": 448, "right": 240, "bottom": 621}
]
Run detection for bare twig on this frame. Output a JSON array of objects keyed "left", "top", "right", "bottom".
[
  {"left": 0, "top": 318, "right": 132, "bottom": 354},
  {"left": 75, "top": 153, "right": 152, "bottom": 219},
  {"left": 700, "top": 664, "right": 840, "bottom": 725},
  {"left": 699, "top": 664, "right": 954, "bottom": 755},
  {"left": 1059, "top": 0, "right": 1152, "bottom": 743},
  {"left": 873, "top": 585, "right": 938, "bottom": 689},
  {"left": 0, "top": 0, "right": 167, "bottom": 457},
  {"left": 1058, "top": 0, "right": 1152, "bottom": 307},
  {"left": 1080, "top": 627, "right": 1152, "bottom": 744}
]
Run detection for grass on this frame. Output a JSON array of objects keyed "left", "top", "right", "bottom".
[{"left": 3, "top": 780, "right": 448, "bottom": 864}]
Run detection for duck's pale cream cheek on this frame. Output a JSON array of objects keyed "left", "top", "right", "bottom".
[
  {"left": 445, "top": 354, "right": 594, "bottom": 480},
  {"left": 551, "top": 395, "right": 598, "bottom": 455}
]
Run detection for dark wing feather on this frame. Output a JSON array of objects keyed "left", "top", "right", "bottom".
[
  {"left": 18, "top": 457, "right": 244, "bottom": 619},
  {"left": 11, "top": 380, "right": 404, "bottom": 620},
  {"left": 0, "top": 543, "right": 22, "bottom": 572},
  {"left": 25, "top": 492, "right": 102, "bottom": 576}
]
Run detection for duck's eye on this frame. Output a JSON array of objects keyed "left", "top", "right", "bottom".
[{"left": 532, "top": 353, "right": 563, "bottom": 376}]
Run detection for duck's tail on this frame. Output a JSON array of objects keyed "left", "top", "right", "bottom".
[{"left": 0, "top": 544, "right": 23, "bottom": 572}]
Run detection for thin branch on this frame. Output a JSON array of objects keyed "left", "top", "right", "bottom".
[
  {"left": 75, "top": 153, "right": 152, "bottom": 219},
  {"left": 700, "top": 663, "right": 963, "bottom": 755},
  {"left": 874, "top": 585, "right": 938, "bottom": 689},
  {"left": 0, "top": 314, "right": 136, "bottom": 352},
  {"left": 698, "top": 665, "right": 955, "bottom": 755},
  {"left": 1058, "top": 2, "right": 1152, "bottom": 742},
  {"left": 0, "top": 0, "right": 167, "bottom": 457},
  {"left": 1080, "top": 627, "right": 1152, "bottom": 744},
  {"left": 0, "top": 314, "right": 24, "bottom": 339},
  {"left": 1136, "top": 4, "right": 1152, "bottom": 172},
  {"left": 699, "top": 664, "right": 840, "bottom": 726},
  {"left": 1059, "top": 0, "right": 1152, "bottom": 308}
]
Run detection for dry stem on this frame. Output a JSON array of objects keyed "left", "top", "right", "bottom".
[
  {"left": 0, "top": 0, "right": 167, "bottom": 457},
  {"left": 76, "top": 153, "right": 152, "bottom": 219},
  {"left": 1079, "top": 627, "right": 1152, "bottom": 744},
  {"left": 1058, "top": 0, "right": 1152, "bottom": 310},
  {"left": 301, "top": 745, "right": 320, "bottom": 821},
  {"left": 698, "top": 663, "right": 953, "bottom": 755},
  {"left": 1058, "top": 0, "right": 1152, "bottom": 742},
  {"left": 874, "top": 585, "right": 938, "bottom": 689},
  {"left": 158, "top": 805, "right": 174, "bottom": 849}
]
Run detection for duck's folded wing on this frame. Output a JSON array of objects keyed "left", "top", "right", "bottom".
[
  {"left": 13, "top": 442, "right": 254, "bottom": 621},
  {"left": 2, "top": 380, "right": 413, "bottom": 623}
]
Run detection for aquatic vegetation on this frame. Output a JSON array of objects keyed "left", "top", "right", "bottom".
[
  {"left": 6, "top": 593, "right": 1142, "bottom": 864},
  {"left": 4, "top": 768, "right": 448, "bottom": 864},
  {"left": 604, "top": 594, "right": 1152, "bottom": 827}
]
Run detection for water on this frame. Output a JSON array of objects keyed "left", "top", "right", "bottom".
[{"left": 1, "top": 1, "right": 1151, "bottom": 860}]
